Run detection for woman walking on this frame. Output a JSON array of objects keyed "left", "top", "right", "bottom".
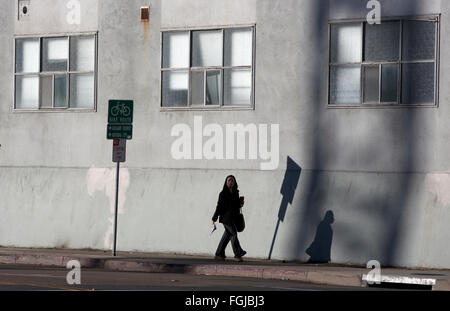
[{"left": 212, "top": 175, "right": 247, "bottom": 261}]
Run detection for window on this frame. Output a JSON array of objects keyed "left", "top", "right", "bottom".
[
  {"left": 161, "top": 26, "right": 254, "bottom": 108},
  {"left": 329, "top": 17, "right": 439, "bottom": 107},
  {"left": 14, "top": 34, "right": 97, "bottom": 110}
]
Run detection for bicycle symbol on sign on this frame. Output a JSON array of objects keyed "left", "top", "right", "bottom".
[{"left": 111, "top": 103, "right": 131, "bottom": 117}]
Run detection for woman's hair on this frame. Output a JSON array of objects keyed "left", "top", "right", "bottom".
[{"left": 222, "top": 175, "right": 239, "bottom": 195}]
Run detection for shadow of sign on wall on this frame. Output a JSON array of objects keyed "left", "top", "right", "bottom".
[{"left": 268, "top": 156, "right": 302, "bottom": 260}]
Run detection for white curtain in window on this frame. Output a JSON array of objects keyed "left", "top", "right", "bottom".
[
  {"left": 16, "top": 39, "right": 39, "bottom": 73},
  {"left": 16, "top": 75, "right": 39, "bottom": 109},
  {"left": 331, "top": 24, "right": 362, "bottom": 63},
  {"left": 225, "top": 28, "right": 252, "bottom": 67},
  {"left": 47, "top": 38, "right": 68, "bottom": 60},
  {"left": 225, "top": 69, "right": 251, "bottom": 106},
  {"left": 192, "top": 30, "right": 222, "bottom": 67},
  {"left": 70, "top": 36, "right": 95, "bottom": 71},
  {"left": 330, "top": 66, "right": 361, "bottom": 105},
  {"left": 162, "top": 71, "right": 188, "bottom": 107},
  {"left": 70, "top": 74, "right": 94, "bottom": 108},
  {"left": 43, "top": 37, "right": 68, "bottom": 72},
  {"left": 163, "top": 32, "right": 189, "bottom": 68},
  {"left": 169, "top": 71, "right": 188, "bottom": 90}
]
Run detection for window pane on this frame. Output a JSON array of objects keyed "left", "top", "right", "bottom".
[
  {"left": 15, "top": 38, "right": 39, "bottom": 73},
  {"left": 162, "top": 32, "right": 189, "bottom": 68},
  {"left": 162, "top": 71, "right": 188, "bottom": 107},
  {"left": 330, "top": 66, "right": 361, "bottom": 105},
  {"left": 402, "top": 63, "right": 434, "bottom": 104},
  {"left": 40, "top": 76, "right": 53, "bottom": 108},
  {"left": 363, "top": 65, "right": 379, "bottom": 103},
  {"left": 70, "top": 73, "right": 94, "bottom": 108},
  {"left": 364, "top": 22, "right": 400, "bottom": 61},
  {"left": 42, "top": 37, "right": 68, "bottom": 72},
  {"left": 224, "top": 69, "right": 251, "bottom": 106},
  {"left": 191, "top": 71, "right": 204, "bottom": 105},
  {"left": 192, "top": 30, "right": 223, "bottom": 67},
  {"left": 381, "top": 64, "right": 398, "bottom": 102},
  {"left": 402, "top": 21, "right": 435, "bottom": 61},
  {"left": 224, "top": 28, "right": 252, "bottom": 67},
  {"left": 15, "top": 75, "right": 39, "bottom": 109},
  {"left": 330, "top": 24, "right": 362, "bottom": 63},
  {"left": 70, "top": 36, "right": 95, "bottom": 71},
  {"left": 206, "top": 70, "right": 221, "bottom": 106},
  {"left": 55, "top": 75, "right": 68, "bottom": 108}
]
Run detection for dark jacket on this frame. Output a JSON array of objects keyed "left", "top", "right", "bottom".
[{"left": 212, "top": 190, "right": 241, "bottom": 225}]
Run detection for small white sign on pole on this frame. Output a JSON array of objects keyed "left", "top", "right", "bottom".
[{"left": 113, "top": 139, "right": 126, "bottom": 163}]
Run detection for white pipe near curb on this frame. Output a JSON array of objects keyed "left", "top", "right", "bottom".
[{"left": 362, "top": 274, "right": 436, "bottom": 286}]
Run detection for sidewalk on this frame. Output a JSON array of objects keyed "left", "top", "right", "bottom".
[{"left": 0, "top": 247, "right": 449, "bottom": 290}]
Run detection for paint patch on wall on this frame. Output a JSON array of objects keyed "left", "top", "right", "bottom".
[
  {"left": 86, "top": 166, "right": 130, "bottom": 249},
  {"left": 424, "top": 173, "right": 450, "bottom": 208}
]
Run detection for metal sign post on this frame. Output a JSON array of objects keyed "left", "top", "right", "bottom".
[
  {"left": 107, "top": 100, "right": 133, "bottom": 257},
  {"left": 113, "top": 160, "right": 120, "bottom": 257},
  {"left": 112, "top": 138, "right": 126, "bottom": 257}
]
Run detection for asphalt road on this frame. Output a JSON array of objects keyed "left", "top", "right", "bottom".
[
  {"left": 1, "top": 264, "right": 433, "bottom": 310},
  {"left": 0, "top": 263, "right": 368, "bottom": 291}
]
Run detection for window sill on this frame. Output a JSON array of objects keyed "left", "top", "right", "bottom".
[
  {"left": 160, "top": 106, "right": 255, "bottom": 112},
  {"left": 12, "top": 108, "right": 97, "bottom": 113},
  {"left": 327, "top": 103, "right": 438, "bottom": 109}
]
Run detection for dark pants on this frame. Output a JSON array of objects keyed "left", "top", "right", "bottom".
[{"left": 215, "top": 223, "right": 244, "bottom": 257}]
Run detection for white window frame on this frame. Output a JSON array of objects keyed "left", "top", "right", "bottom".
[
  {"left": 13, "top": 32, "right": 98, "bottom": 112},
  {"left": 328, "top": 15, "right": 440, "bottom": 108},
  {"left": 160, "top": 24, "right": 256, "bottom": 111}
]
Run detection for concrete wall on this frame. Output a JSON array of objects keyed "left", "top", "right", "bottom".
[{"left": 1, "top": 0, "right": 450, "bottom": 269}]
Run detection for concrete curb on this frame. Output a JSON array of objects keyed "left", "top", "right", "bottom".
[
  {"left": 306, "top": 271, "right": 362, "bottom": 288},
  {"left": 100, "top": 260, "right": 365, "bottom": 288},
  {"left": 0, "top": 253, "right": 365, "bottom": 288},
  {"left": 194, "top": 265, "right": 363, "bottom": 288},
  {"left": 0, "top": 253, "right": 105, "bottom": 269}
]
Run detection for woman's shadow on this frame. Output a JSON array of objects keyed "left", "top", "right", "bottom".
[{"left": 305, "top": 210, "right": 334, "bottom": 263}]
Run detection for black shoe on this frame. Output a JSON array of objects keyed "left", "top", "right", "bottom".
[
  {"left": 234, "top": 251, "right": 247, "bottom": 259},
  {"left": 214, "top": 255, "right": 226, "bottom": 261}
]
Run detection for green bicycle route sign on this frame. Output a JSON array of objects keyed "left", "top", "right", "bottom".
[
  {"left": 107, "top": 100, "right": 134, "bottom": 140},
  {"left": 108, "top": 100, "right": 133, "bottom": 124}
]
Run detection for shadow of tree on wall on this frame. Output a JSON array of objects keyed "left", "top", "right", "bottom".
[
  {"left": 296, "top": 0, "right": 421, "bottom": 267},
  {"left": 261, "top": 0, "right": 423, "bottom": 267}
]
